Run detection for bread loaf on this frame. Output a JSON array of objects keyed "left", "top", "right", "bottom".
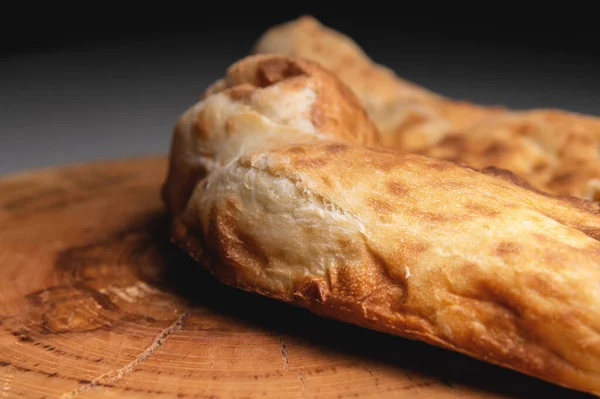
[{"left": 163, "top": 54, "right": 600, "bottom": 396}]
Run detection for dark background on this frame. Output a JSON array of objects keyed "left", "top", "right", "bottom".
[{"left": 1, "top": 9, "right": 599, "bottom": 174}]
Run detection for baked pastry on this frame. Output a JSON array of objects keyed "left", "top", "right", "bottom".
[
  {"left": 253, "top": 16, "right": 600, "bottom": 200},
  {"left": 253, "top": 15, "right": 500, "bottom": 152},
  {"left": 163, "top": 54, "right": 600, "bottom": 396},
  {"left": 162, "top": 53, "right": 380, "bottom": 216}
]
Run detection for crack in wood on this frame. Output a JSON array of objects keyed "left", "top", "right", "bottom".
[
  {"left": 279, "top": 335, "right": 289, "bottom": 372},
  {"left": 365, "top": 366, "right": 380, "bottom": 387},
  {"left": 59, "top": 311, "right": 189, "bottom": 398},
  {"left": 297, "top": 371, "right": 306, "bottom": 397}
]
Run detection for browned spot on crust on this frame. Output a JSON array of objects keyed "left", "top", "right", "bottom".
[
  {"left": 437, "top": 135, "right": 466, "bottom": 152},
  {"left": 427, "top": 160, "right": 453, "bottom": 171},
  {"left": 463, "top": 202, "right": 501, "bottom": 217},
  {"left": 516, "top": 120, "right": 537, "bottom": 136},
  {"left": 324, "top": 143, "right": 348, "bottom": 153},
  {"left": 226, "top": 84, "right": 256, "bottom": 101},
  {"left": 328, "top": 264, "right": 372, "bottom": 299},
  {"left": 368, "top": 198, "right": 394, "bottom": 214},
  {"left": 256, "top": 59, "right": 306, "bottom": 87},
  {"left": 411, "top": 209, "right": 449, "bottom": 223},
  {"left": 376, "top": 160, "right": 395, "bottom": 172},
  {"left": 336, "top": 236, "right": 353, "bottom": 249},
  {"left": 533, "top": 162, "right": 550, "bottom": 172},
  {"left": 294, "top": 157, "right": 328, "bottom": 168},
  {"left": 284, "top": 146, "right": 306, "bottom": 154},
  {"left": 387, "top": 181, "right": 409, "bottom": 196},
  {"left": 368, "top": 154, "right": 397, "bottom": 172},
  {"left": 403, "top": 241, "right": 428, "bottom": 256},
  {"left": 483, "top": 142, "right": 509, "bottom": 157},
  {"left": 495, "top": 241, "right": 521, "bottom": 256},
  {"left": 378, "top": 215, "right": 393, "bottom": 224},
  {"left": 478, "top": 166, "right": 540, "bottom": 192},
  {"left": 550, "top": 171, "right": 575, "bottom": 187}
]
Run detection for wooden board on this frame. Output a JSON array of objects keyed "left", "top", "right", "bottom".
[{"left": 0, "top": 156, "right": 593, "bottom": 399}]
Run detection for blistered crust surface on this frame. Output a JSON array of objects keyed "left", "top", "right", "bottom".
[
  {"left": 253, "top": 16, "right": 600, "bottom": 201},
  {"left": 425, "top": 110, "right": 600, "bottom": 200},
  {"left": 164, "top": 53, "right": 600, "bottom": 396}
]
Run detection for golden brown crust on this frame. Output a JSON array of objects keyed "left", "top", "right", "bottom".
[
  {"left": 162, "top": 54, "right": 380, "bottom": 216},
  {"left": 163, "top": 54, "right": 600, "bottom": 396},
  {"left": 253, "top": 16, "right": 600, "bottom": 201},
  {"left": 425, "top": 110, "right": 600, "bottom": 200}
]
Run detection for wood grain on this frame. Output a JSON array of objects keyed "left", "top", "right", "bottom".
[{"left": 0, "top": 156, "right": 594, "bottom": 399}]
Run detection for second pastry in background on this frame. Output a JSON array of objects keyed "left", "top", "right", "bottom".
[{"left": 253, "top": 16, "right": 600, "bottom": 200}]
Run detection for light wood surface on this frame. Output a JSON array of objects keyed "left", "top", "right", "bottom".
[{"left": 0, "top": 156, "right": 593, "bottom": 398}]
